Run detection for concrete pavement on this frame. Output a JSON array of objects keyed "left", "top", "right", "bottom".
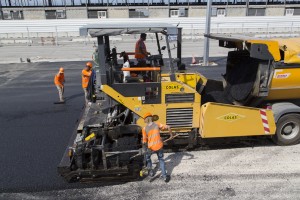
[{"left": 0, "top": 40, "right": 230, "bottom": 64}]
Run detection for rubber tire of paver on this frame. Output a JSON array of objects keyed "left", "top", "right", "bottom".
[{"left": 272, "top": 114, "right": 300, "bottom": 146}]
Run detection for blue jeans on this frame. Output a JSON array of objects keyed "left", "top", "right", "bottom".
[{"left": 146, "top": 149, "right": 167, "bottom": 178}]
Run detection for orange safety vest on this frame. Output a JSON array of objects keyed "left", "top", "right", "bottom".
[
  {"left": 82, "top": 69, "right": 91, "bottom": 88},
  {"left": 135, "top": 39, "right": 147, "bottom": 59},
  {"left": 54, "top": 73, "right": 64, "bottom": 87},
  {"left": 142, "top": 122, "right": 167, "bottom": 151}
]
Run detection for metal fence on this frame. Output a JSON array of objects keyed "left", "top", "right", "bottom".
[{"left": 0, "top": 16, "right": 300, "bottom": 45}]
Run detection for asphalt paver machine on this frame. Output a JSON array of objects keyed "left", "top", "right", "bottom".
[{"left": 58, "top": 23, "right": 185, "bottom": 182}]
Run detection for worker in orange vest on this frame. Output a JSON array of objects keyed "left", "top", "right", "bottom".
[
  {"left": 82, "top": 62, "right": 93, "bottom": 104},
  {"left": 135, "top": 33, "right": 150, "bottom": 66},
  {"left": 142, "top": 112, "right": 173, "bottom": 182},
  {"left": 54, "top": 67, "right": 65, "bottom": 102}
]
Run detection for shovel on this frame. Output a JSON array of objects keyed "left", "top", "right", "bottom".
[{"left": 163, "top": 134, "right": 179, "bottom": 143}]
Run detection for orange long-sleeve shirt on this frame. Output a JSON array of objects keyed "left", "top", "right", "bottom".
[
  {"left": 82, "top": 69, "right": 92, "bottom": 88},
  {"left": 54, "top": 73, "right": 65, "bottom": 87}
]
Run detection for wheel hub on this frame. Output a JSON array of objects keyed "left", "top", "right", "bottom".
[
  {"left": 283, "top": 125, "right": 293, "bottom": 134},
  {"left": 281, "top": 121, "right": 299, "bottom": 140}
]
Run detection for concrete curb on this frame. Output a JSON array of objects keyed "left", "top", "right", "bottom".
[{"left": 0, "top": 58, "right": 90, "bottom": 64}]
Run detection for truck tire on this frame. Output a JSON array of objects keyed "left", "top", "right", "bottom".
[{"left": 273, "top": 114, "right": 300, "bottom": 146}]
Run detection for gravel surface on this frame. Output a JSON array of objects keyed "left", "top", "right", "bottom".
[{"left": 1, "top": 146, "right": 300, "bottom": 199}]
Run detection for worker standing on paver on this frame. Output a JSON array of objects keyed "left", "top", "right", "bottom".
[
  {"left": 82, "top": 62, "right": 93, "bottom": 104},
  {"left": 135, "top": 33, "right": 149, "bottom": 66},
  {"left": 142, "top": 112, "right": 173, "bottom": 182},
  {"left": 54, "top": 67, "right": 65, "bottom": 103},
  {"left": 120, "top": 51, "right": 131, "bottom": 82}
]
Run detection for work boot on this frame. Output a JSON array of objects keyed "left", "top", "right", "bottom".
[{"left": 162, "top": 175, "right": 170, "bottom": 183}]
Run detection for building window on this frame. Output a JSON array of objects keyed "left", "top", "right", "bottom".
[
  {"left": 294, "top": 8, "right": 300, "bottom": 15},
  {"left": 217, "top": 8, "right": 226, "bottom": 17},
  {"left": 286, "top": 8, "right": 300, "bottom": 16},
  {"left": 88, "top": 10, "right": 107, "bottom": 18},
  {"left": 88, "top": 10, "right": 98, "bottom": 18},
  {"left": 129, "top": 9, "right": 149, "bottom": 18},
  {"left": 286, "top": 8, "right": 294, "bottom": 16},
  {"left": 2, "top": 11, "right": 24, "bottom": 20},
  {"left": 97, "top": 11, "right": 107, "bottom": 19},
  {"left": 45, "top": 11, "right": 56, "bottom": 19},
  {"left": 3, "top": 11, "right": 12, "bottom": 20},
  {"left": 286, "top": 0, "right": 299, "bottom": 4},
  {"left": 170, "top": 8, "right": 188, "bottom": 18},
  {"left": 56, "top": 10, "right": 66, "bottom": 19},
  {"left": 178, "top": 8, "right": 188, "bottom": 17},
  {"left": 267, "top": 0, "right": 284, "bottom": 5},
  {"left": 248, "top": 8, "right": 265, "bottom": 16},
  {"left": 170, "top": 10, "right": 179, "bottom": 18},
  {"left": 145, "top": 87, "right": 159, "bottom": 100},
  {"left": 211, "top": 8, "right": 226, "bottom": 17},
  {"left": 45, "top": 10, "right": 66, "bottom": 19}
]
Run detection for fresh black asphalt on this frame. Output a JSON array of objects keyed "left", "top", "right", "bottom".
[{"left": 0, "top": 58, "right": 226, "bottom": 193}]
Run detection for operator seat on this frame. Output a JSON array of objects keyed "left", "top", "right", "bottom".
[{"left": 202, "top": 50, "right": 260, "bottom": 106}]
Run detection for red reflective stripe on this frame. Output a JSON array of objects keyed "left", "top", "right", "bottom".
[
  {"left": 260, "top": 109, "right": 270, "bottom": 134},
  {"left": 260, "top": 110, "right": 266, "bottom": 115}
]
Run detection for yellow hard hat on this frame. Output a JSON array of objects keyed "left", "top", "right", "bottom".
[
  {"left": 59, "top": 67, "right": 64, "bottom": 73},
  {"left": 143, "top": 112, "right": 152, "bottom": 119},
  {"left": 86, "top": 62, "right": 93, "bottom": 68}
]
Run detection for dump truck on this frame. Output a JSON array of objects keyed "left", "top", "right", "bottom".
[{"left": 58, "top": 23, "right": 300, "bottom": 182}]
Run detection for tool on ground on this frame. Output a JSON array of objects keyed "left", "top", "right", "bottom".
[{"left": 53, "top": 101, "right": 65, "bottom": 104}]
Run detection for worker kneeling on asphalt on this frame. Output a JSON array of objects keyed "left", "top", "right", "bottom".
[
  {"left": 82, "top": 62, "right": 93, "bottom": 104},
  {"left": 54, "top": 67, "right": 65, "bottom": 102},
  {"left": 142, "top": 112, "right": 173, "bottom": 182}
]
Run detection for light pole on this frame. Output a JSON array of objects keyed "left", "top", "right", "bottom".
[
  {"left": 0, "top": 0, "right": 3, "bottom": 20},
  {"left": 203, "top": 0, "right": 212, "bottom": 66}
]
